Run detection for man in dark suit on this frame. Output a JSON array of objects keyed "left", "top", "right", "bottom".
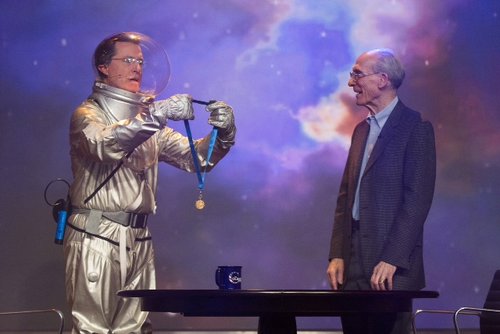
[{"left": 326, "top": 48, "right": 436, "bottom": 334}]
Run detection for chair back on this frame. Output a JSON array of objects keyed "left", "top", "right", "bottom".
[{"left": 480, "top": 269, "right": 500, "bottom": 334}]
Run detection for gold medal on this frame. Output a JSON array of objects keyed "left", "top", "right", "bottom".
[
  {"left": 195, "top": 199, "right": 205, "bottom": 210},
  {"left": 195, "top": 191, "right": 205, "bottom": 210}
]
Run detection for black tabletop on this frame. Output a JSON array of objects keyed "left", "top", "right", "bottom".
[{"left": 118, "top": 289, "right": 439, "bottom": 316}]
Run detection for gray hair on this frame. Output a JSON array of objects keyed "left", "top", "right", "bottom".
[{"left": 368, "top": 48, "right": 405, "bottom": 89}]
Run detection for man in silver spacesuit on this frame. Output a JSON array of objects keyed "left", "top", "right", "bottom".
[{"left": 64, "top": 32, "right": 236, "bottom": 333}]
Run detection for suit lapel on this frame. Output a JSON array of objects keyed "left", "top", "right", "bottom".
[{"left": 363, "top": 101, "right": 404, "bottom": 173}]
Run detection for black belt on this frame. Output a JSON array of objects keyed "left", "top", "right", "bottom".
[
  {"left": 102, "top": 211, "right": 149, "bottom": 229},
  {"left": 352, "top": 219, "right": 360, "bottom": 231},
  {"left": 72, "top": 208, "right": 149, "bottom": 229},
  {"left": 125, "top": 213, "right": 149, "bottom": 228}
]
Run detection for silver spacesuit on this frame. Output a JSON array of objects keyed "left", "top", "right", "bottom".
[{"left": 64, "top": 81, "right": 235, "bottom": 333}]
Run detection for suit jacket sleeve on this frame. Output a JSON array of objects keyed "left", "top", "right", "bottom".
[
  {"left": 329, "top": 122, "right": 368, "bottom": 261},
  {"left": 381, "top": 119, "right": 436, "bottom": 269},
  {"left": 329, "top": 155, "right": 350, "bottom": 260}
]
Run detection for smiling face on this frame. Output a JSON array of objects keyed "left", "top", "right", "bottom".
[
  {"left": 348, "top": 51, "right": 396, "bottom": 114},
  {"left": 98, "top": 41, "right": 143, "bottom": 93},
  {"left": 348, "top": 53, "right": 383, "bottom": 112}
]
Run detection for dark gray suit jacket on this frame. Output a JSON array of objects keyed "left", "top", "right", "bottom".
[{"left": 329, "top": 100, "right": 436, "bottom": 290}]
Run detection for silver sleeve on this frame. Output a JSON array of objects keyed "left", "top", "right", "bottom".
[{"left": 70, "top": 103, "right": 164, "bottom": 162}]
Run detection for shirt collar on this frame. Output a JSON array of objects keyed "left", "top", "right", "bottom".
[{"left": 366, "top": 97, "right": 398, "bottom": 128}]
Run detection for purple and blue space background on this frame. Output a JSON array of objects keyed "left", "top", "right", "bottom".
[{"left": 1, "top": 0, "right": 499, "bottom": 331}]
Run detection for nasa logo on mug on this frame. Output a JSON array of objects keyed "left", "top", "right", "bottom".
[{"left": 215, "top": 266, "right": 242, "bottom": 290}]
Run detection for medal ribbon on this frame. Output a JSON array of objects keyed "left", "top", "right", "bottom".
[
  {"left": 185, "top": 99, "right": 218, "bottom": 208},
  {"left": 184, "top": 120, "right": 218, "bottom": 191}
]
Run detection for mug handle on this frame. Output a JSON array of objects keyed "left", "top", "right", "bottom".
[{"left": 215, "top": 268, "right": 222, "bottom": 288}]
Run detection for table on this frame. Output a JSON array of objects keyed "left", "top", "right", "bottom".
[{"left": 118, "top": 289, "right": 439, "bottom": 334}]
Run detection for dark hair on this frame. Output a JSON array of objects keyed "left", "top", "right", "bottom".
[{"left": 93, "top": 32, "right": 141, "bottom": 79}]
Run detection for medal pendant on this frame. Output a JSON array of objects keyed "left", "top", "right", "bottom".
[{"left": 195, "top": 199, "right": 205, "bottom": 210}]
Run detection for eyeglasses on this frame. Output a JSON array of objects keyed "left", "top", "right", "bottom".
[
  {"left": 349, "top": 71, "right": 380, "bottom": 81},
  {"left": 112, "top": 57, "right": 144, "bottom": 66}
]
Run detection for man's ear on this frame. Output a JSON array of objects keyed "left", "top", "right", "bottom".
[
  {"left": 378, "top": 73, "right": 390, "bottom": 89},
  {"left": 98, "top": 64, "right": 109, "bottom": 77}
]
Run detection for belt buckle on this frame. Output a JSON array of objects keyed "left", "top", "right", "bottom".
[{"left": 129, "top": 213, "right": 148, "bottom": 228}]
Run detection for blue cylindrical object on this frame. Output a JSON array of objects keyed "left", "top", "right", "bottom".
[{"left": 54, "top": 209, "right": 67, "bottom": 245}]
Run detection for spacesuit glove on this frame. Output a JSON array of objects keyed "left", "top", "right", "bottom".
[
  {"left": 206, "top": 101, "right": 236, "bottom": 147},
  {"left": 151, "top": 94, "right": 195, "bottom": 123}
]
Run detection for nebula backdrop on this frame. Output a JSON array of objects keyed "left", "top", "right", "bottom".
[{"left": 1, "top": 0, "right": 499, "bottom": 331}]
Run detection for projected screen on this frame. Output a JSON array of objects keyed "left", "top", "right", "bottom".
[{"left": 0, "top": 0, "right": 498, "bottom": 330}]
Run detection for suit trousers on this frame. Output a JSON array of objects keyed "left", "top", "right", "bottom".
[{"left": 341, "top": 223, "right": 412, "bottom": 334}]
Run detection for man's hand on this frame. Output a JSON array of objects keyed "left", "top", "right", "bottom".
[
  {"left": 206, "top": 101, "right": 234, "bottom": 130},
  {"left": 326, "top": 258, "right": 344, "bottom": 290},
  {"left": 206, "top": 101, "right": 236, "bottom": 146},
  {"left": 371, "top": 261, "right": 397, "bottom": 291},
  {"left": 152, "top": 94, "right": 195, "bottom": 122}
]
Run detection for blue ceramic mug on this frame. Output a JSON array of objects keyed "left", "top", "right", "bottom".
[{"left": 215, "top": 266, "right": 242, "bottom": 290}]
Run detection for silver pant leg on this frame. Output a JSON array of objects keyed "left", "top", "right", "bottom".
[{"left": 64, "top": 218, "right": 156, "bottom": 334}]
